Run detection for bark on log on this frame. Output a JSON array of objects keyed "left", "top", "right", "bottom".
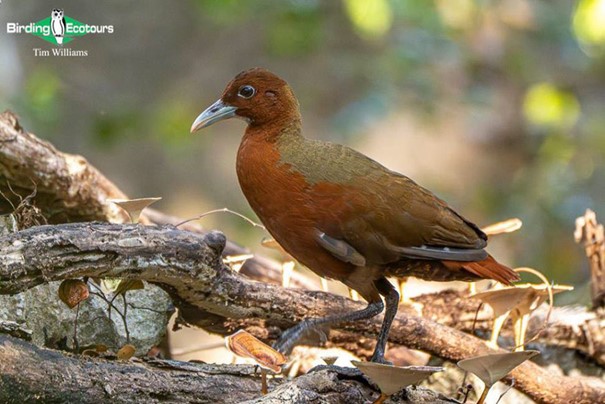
[
  {"left": 1, "top": 223, "right": 604, "bottom": 403},
  {"left": 0, "top": 334, "right": 263, "bottom": 403},
  {"left": 0, "top": 333, "right": 457, "bottom": 404}
]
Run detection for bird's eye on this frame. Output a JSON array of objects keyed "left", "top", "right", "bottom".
[{"left": 238, "top": 85, "right": 256, "bottom": 99}]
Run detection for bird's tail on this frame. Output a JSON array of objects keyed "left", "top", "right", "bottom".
[{"left": 444, "top": 255, "right": 520, "bottom": 285}]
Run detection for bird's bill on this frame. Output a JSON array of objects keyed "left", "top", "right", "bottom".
[{"left": 190, "top": 99, "right": 237, "bottom": 133}]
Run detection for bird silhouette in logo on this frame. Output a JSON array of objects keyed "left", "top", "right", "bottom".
[{"left": 51, "top": 8, "right": 66, "bottom": 45}]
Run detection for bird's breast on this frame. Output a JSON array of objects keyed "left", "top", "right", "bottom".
[{"left": 236, "top": 135, "right": 353, "bottom": 280}]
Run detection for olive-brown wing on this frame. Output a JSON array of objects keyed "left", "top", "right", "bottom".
[{"left": 311, "top": 169, "right": 487, "bottom": 266}]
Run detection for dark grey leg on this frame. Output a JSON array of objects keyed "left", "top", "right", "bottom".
[
  {"left": 273, "top": 297, "right": 384, "bottom": 355},
  {"left": 370, "top": 277, "right": 399, "bottom": 363}
]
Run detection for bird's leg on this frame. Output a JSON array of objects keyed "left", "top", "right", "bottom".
[
  {"left": 273, "top": 298, "right": 384, "bottom": 355},
  {"left": 370, "top": 277, "right": 399, "bottom": 364}
]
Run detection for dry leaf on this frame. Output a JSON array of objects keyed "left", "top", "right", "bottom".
[
  {"left": 95, "top": 344, "right": 109, "bottom": 353},
  {"left": 226, "top": 330, "right": 286, "bottom": 372},
  {"left": 481, "top": 218, "right": 523, "bottom": 236},
  {"left": 109, "top": 197, "right": 161, "bottom": 223},
  {"left": 322, "top": 356, "right": 338, "bottom": 366},
  {"left": 146, "top": 346, "right": 162, "bottom": 358},
  {"left": 114, "top": 279, "right": 145, "bottom": 295},
  {"left": 82, "top": 349, "right": 99, "bottom": 357},
  {"left": 58, "top": 279, "right": 89, "bottom": 309},
  {"left": 100, "top": 278, "right": 123, "bottom": 294},
  {"left": 117, "top": 344, "right": 136, "bottom": 360},
  {"left": 473, "top": 282, "right": 572, "bottom": 349},
  {"left": 351, "top": 361, "right": 443, "bottom": 396},
  {"left": 261, "top": 237, "right": 283, "bottom": 251},
  {"left": 472, "top": 283, "right": 572, "bottom": 318},
  {"left": 223, "top": 254, "right": 254, "bottom": 273},
  {"left": 457, "top": 350, "right": 539, "bottom": 388}
]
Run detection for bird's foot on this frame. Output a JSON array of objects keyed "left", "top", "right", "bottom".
[
  {"left": 272, "top": 325, "right": 301, "bottom": 354},
  {"left": 273, "top": 321, "right": 325, "bottom": 355},
  {"left": 370, "top": 350, "right": 393, "bottom": 365}
]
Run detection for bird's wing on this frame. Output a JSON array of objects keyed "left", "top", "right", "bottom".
[
  {"left": 315, "top": 230, "right": 366, "bottom": 266},
  {"left": 307, "top": 143, "right": 488, "bottom": 265}
]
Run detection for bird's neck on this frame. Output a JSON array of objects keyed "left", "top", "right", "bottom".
[
  {"left": 237, "top": 118, "right": 303, "bottom": 180},
  {"left": 244, "top": 115, "right": 303, "bottom": 144}
]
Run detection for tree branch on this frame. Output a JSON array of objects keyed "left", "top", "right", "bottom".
[{"left": 0, "top": 223, "right": 604, "bottom": 403}]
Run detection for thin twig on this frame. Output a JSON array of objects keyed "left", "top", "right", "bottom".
[
  {"left": 0, "top": 188, "right": 17, "bottom": 211},
  {"left": 73, "top": 303, "right": 80, "bottom": 353},
  {"left": 457, "top": 301, "right": 483, "bottom": 401},
  {"left": 88, "top": 282, "right": 131, "bottom": 344},
  {"left": 127, "top": 303, "right": 166, "bottom": 314},
  {"left": 122, "top": 294, "right": 130, "bottom": 344},
  {"left": 496, "top": 378, "right": 515, "bottom": 404},
  {"left": 176, "top": 208, "right": 266, "bottom": 231},
  {"left": 89, "top": 282, "right": 114, "bottom": 321}
]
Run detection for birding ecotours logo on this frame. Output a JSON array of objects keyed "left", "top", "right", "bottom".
[{"left": 5, "top": 8, "right": 114, "bottom": 54}]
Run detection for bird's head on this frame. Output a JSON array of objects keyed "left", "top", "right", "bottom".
[{"left": 190, "top": 68, "right": 300, "bottom": 133}]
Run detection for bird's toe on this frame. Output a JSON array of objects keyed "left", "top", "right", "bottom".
[{"left": 369, "top": 354, "right": 393, "bottom": 365}]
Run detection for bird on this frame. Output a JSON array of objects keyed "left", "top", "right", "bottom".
[
  {"left": 190, "top": 68, "right": 520, "bottom": 363},
  {"left": 50, "top": 9, "right": 66, "bottom": 45}
]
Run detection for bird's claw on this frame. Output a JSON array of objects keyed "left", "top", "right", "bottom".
[
  {"left": 370, "top": 357, "right": 393, "bottom": 366},
  {"left": 369, "top": 351, "right": 393, "bottom": 365}
]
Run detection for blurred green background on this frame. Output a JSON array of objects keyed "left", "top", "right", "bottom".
[{"left": 1, "top": 0, "right": 604, "bottom": 303}]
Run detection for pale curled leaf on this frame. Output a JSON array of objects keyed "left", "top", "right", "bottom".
[
  {"left": 481, "top": 218, "right": 523, "bottom": 236},
  {"left": 472, "top": 286, "right": 529, "bottom": 318},
  {"left": 351, "top": 361, "right": 443, "bottom": 396},
  {"left": 223, "top": 254, "right": 254, "bottom": 264},
  {"left": 58, "top": 279, "right": 89, "bottom": 309},
  {"left": 223, "top": 254, "right": 254, "bottom": 273},
  {"left": 457, "top": 350, "right": 540, "bottom": 388},
  {"left": 99, "top": 278, "right": 145, "bottom": 295},
  {"left": 261, "top": 237, "right": 286, "bottom": 252},
  {"left": 472, "top": 283, "right": 573, "bottom": 318},
  {"left": 226, "top": 330, "right": 286, "bottom": 373},
  {"left": 99, "top": 278, "right": 123, "bottom": 294},
  {"left": 109, "top": 197, "right": 161, "bottom": 223}
]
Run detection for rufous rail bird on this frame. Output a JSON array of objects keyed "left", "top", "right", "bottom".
[{"left": 190, "top": 68, "right": 520, "bottom": 363}]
